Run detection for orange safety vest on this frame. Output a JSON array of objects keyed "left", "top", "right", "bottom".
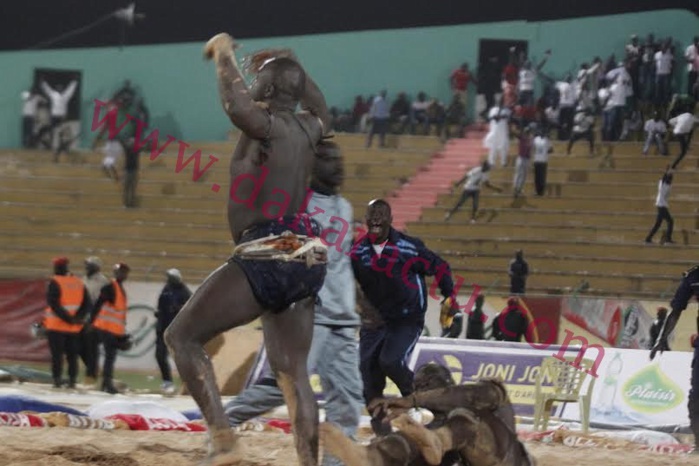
[
  {"left": 44, "top": 275, "right": 85, "bottom": 334},
  {"left": 93, "top": 280, "right": 127, "bottom": 336}
]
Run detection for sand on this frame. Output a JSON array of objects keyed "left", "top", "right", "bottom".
[{"left": 1, "top": 426, "right": 699, "bottom": 466}]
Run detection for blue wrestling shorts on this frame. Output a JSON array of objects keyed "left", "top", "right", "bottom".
[{"left": 230, "top": 214, "right": 327, "bottom": 313}]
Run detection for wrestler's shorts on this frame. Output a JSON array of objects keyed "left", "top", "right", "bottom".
[{"left": 230, "top": 214, "right": 327, "bottom": 313}]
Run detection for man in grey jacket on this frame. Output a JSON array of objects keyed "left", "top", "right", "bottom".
[{"left": 224, "top": 142, "right": 363, "bottom": 466}]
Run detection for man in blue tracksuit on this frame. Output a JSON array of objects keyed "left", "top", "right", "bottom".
[{"left": 352, "top": 199, "right": 456, "bottom": 435}]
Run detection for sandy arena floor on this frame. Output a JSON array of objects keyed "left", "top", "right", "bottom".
[{"left": 1, "top": 426, "right": 699, "bottom": 466}]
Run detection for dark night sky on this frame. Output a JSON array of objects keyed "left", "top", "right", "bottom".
[{"left": 2, "top": 0, "right": 697, "bottom": 51}]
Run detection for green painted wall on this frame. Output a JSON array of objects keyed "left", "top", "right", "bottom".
[{"left": 0, "top": 9, "right": 697, "bottom": 147}]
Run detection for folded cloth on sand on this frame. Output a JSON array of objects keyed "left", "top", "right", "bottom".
[
  {"left": 87, "top": 400, "right": 189, "bottom": 423},
  {"left": 107, "top": 414, "right": 206, "bottom": 432},
  {"left": 38, "top": 412, "right": 130, "bottom": 430},
  {"left": 0, "top": 412, "right": 47, "bottom": 427},
  {"left": 0, "top": 395, "right": 84, "bottom": 416},
  {"left": 230, "top": 215, "right": 327, "bottom": 313}
]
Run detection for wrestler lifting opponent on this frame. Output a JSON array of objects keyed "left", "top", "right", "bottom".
[
  {"left": 165, "top": 34, "right": 331, "bottom": 466},
  {"left": 321, "top": 363, "right": 535, "bottom": 466}
]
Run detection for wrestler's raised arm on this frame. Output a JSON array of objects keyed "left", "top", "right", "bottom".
[
  {"left": 369, "top": 381, "right": 506, "bottom": 419},
  {"left": 204, "top": 33, "right": 271, "bottom": 139},
  {"left": 245, "top": 48, "right": 331, "bottom": 135}
]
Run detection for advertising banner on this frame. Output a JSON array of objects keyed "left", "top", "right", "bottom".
[
  {"left": 0, "top": 279, "right": 50, "bottom": 362},
  {"left": 561, "top": 296, "right": 622, "bottom": 346},
  {"left": 560, "top": 348, "right": 691, "bottom": 428},
  {"left": 561, "top": 296, "right": 656, "bottom": 349},
  {"left": 245, "top": 337, "right": 596, "bottom": 416}
]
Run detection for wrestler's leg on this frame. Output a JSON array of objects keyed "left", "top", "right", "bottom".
[
  {"left": 262, "top": 296, "right": 319, "bottom": 466},
  {"left": 392, "top": 409, "right": 480, "bottom": 466},
  {"left": 320, "top": 422, "right": 418, "bottom": 466},
  {"left": 165, "top": 262, "right": 264, "bottom": 459}
]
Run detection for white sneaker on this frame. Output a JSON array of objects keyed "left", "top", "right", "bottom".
[{"left": 161, "top": 381, "right": 176, "bottom": 395}]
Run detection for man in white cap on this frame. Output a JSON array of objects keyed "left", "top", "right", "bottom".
[
  {"left": 80, "top": 256, "right": 109, "bottom": 386},
  {"left": 156, "top": 268, "right": 192, "bottom": 394}
]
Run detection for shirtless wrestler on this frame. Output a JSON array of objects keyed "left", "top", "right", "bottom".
[
  {"left": 320, "top": 363, "right": 535, "bottom": 466},
  {"left": 165, "top": 34, "right": 332, "bottom": 466}
]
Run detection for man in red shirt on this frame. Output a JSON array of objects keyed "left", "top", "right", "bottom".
[{"left": 450, "top": 63, "right": 476, "bottom": 107}]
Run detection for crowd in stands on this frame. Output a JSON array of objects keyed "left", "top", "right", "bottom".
[{"left": 21, "top": 74, "right": 80, "bottom": 161}]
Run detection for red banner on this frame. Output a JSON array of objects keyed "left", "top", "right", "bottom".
[
  {"left": 0, "top": 279, "right": 50, "bottom": 362},
  {"left": 518, "top": 296, "right": 561, "bottom": 345}
]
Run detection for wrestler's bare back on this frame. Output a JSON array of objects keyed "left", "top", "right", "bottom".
[{"left": 227, "top": 110, "right": 322, "bottom": 242}]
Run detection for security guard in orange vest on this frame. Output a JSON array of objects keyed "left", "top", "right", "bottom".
[
  {"left": 87, "top": 262, "right": 130, "bottom": 394},
  {"left": 44, "top": 257, "right": 91, "bottom": 389}
]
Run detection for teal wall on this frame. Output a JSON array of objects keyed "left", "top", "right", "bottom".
[{"left": 0, "top": 9, "right": 697, "bottom": 147}]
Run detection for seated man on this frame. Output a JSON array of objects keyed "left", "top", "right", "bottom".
[{"left": 321, "top": 363, "right": 535, "bottom": 466}]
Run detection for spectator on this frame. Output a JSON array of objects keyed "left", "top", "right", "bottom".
[
  {"left": 21, "top": 86, "right": 43, "bottom": 148},
  {"left": 575, "top": 59, "right": 602, "bottom": 111},
  {"left": 426, "top": 100, "right": 446, "bottom": 138},
  {"left": 484, "top": 97, "right": 512, "bottom": 168},
  {"left": 686, "top": 37, "right": 699, "bottom": 100},
  {"left": 156, "top": 269, "right": 192, "bottom": 395},
  {"left": 450, "top": 62, "right": 476, "bottom": 106},
  {"left": 532, "top": 128, "right": 552, "bottom": 196},
  {"left": 517, "top": 50, "right": 551, "bottom": 107},
  {"left": 642, "top": 111, "right": 668, "bottom": 156},
  {"left": 509, "top": 250, "right": 529, "bottom": 294},
  {"left": 640, "top": 34, "right": 658, "bottom": 104},
  {"left": 655, "top": 43, "right": 675, "bottom": 109},
  {"left": 501, "top": 48, "right": 520, "bottom": 108},
  {"left": 555, "top": 74, "right": 576, "bottom": 140},
  {"left": 512, "top": 124, "right": 533, "bottom": 198},
  {"left": 410, "top": 92, "right": 431, "bottom": 134},
  {"left": 445, "top": 160, "right": 502, "bottom": 223},
  {"left": 351, "top": 199, "right": 456, "bottom": 435},
  {"left": 88, "top": 263, "right": 130, "bottom": 394},
  {"left": 40, "top": 78, "right": 78, "bottom": 154},
  {"left": 492, "top": 297, "right": 529, "bottom": 342},
  {"left": 626, "top": 35, "right": 642, "bottom": 102},
  {"left": 543, "top": 103, "right": 560, "bottom": 132},
  {"left": 389, "top": 92, "right": 411, "bottom": 134},
  {"left": 366, "top": 90, "right": 390, "bottom": 148},
  {"left": 465, "top": 295, "right": 486, "bottom": 340},
  {"left": 443, "top": 94, "right": 467, "bottom": 139},
  {"left": 351, "top": 96, "right": 369, "bottom": 133},
  {"left": 113, "top": 79, "right": 135, "bottom": 104},
  {"left": 567, "top": 105, "right": 595, "bottom": 156},
  {"left": 669, "top": 106, "right": 698, "bottom": 169},
  {"left": 645, "top": 167, "right": 674, "bottom": 245},
  {"left": 110, "top": 94, "right": 141, "bottom": 208},
  {"left": 44, "top": 257, "right": 91, "bottom": 389},
  {"left": 649, "top": 307, "right": 671, "bottom": 351},
  {"left": 619, "top": 108, "right": 643, "bottom": 141},
  {"left": 607, "top": 75, "right": 629, "bottom": 141},
  {"left": 80, "top": 256, "right": 109, "bottom": 387},
  {"left": 93, "top": 98, "right": 124, "bottom": 183}
]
